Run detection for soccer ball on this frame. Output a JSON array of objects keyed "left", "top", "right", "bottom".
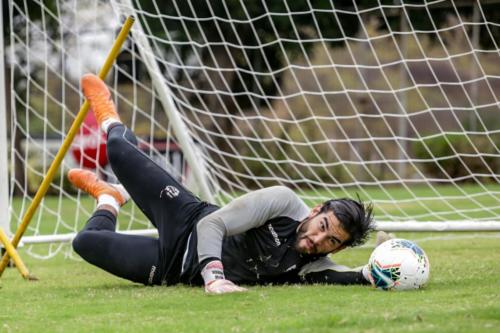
[{"left": 368, "top": 238, "right": 430, "bottom": 291}]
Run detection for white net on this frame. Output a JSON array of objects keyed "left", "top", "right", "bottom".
[
  {"left": 112, "top": 0, "right": 500, "bottom": 221},
  {"left": 3, "top": 0, "right": 500, "bottom": 258}
]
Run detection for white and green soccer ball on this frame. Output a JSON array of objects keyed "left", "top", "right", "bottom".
[{"left": 368, "top": 238, "right": 430, "bottom": 291}]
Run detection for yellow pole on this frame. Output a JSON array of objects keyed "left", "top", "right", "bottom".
[
  {"left": 0, "top": 228, "right": 31, "bottom": 279},
  {"left": 0, "top": 16, "right": 135, "bottom": 277}
]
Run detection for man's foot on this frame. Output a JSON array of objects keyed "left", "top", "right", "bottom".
[
  {"left": 375, "top": 230, "right": 396, "bottom": 247},
  {"left": 67, "top": 169, "right": 129, "bottom": 206},
  {"left": 81, "top": 74, "right": 120, "bottom": 131}
]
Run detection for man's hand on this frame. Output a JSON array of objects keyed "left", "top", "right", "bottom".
[
  {"left": 201, "top": 260, "right": 247, "bottom": 294},
  {"left": 362, "top": 264, "right": 375, "bottom": 287},
  {"left": 205, "top": 279, "right": 247, "bottom": 294}
]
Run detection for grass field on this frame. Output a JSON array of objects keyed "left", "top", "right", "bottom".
[
  {"left": 1, "top": 185, "right": 500, "bottom": 332},
  {"left": 1, "top": 233, "right": 499, "bottom": 333}
]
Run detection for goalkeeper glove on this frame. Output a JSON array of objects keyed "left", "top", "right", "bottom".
[{"left": 361, "top": 264, "right": 376, "bottom": 287}]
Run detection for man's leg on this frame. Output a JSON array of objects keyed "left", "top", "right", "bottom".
[
  {"left": 79, "top": 74, "right": 216, "bottom": 284},
  {"left": 105, "top": 124, "right": 205, "bottom": 233},
  {"left": 68, "top": 169, "right": 162, "bottom": 284},
  {"left": 81, "top": 73, "right": 208, "bottom": 235},
  {"left": 72, "top": 209, "right": 162, "bottom": 285}
]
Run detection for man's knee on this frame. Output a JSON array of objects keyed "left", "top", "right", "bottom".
[
  {"left": 72, "top": 231, "right": 93, "bottom": 257},
  {"left": 106, "top": 128, "right": 138, "bottom": 164},
  {"left": 106, "top": 135, "right": 125, "bottom": 165}
]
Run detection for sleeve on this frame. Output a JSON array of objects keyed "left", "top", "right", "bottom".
[
  {"left": 196, "top": 186, "right": 309, "bottom": 264},
  {"left": 298, "top": 257, "right": 371, "bottom": 285}
]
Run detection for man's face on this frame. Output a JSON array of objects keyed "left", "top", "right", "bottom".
[{"left": 295, "top": 205, "right": 350, "bottom": 255}]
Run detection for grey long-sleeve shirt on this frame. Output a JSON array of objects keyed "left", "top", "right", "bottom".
[{"left": 197, "top": 186, "right": 309, "bottom": 263}]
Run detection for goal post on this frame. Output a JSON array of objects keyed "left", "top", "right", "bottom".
[
  {"left": 0, "top": 1, "right": 11, "bottom": 239},
  {"left": 3, "top": 0, "right": 500, "bottom": 259}
]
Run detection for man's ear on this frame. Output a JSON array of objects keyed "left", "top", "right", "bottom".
[{"left": 308, "top": 204, "right": 322, "bottom": 218}]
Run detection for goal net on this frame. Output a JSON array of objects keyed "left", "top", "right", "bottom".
[{"left": 3, "top": 0, "right": 499, "bottom": 258}]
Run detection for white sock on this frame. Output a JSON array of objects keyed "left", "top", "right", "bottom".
[
  {"left": 112, "top": 184, "right": 130, "bottom": 203},
  {"left": 101, "top": 118, "right": 121, "bottom": 133},
  {"left": 97, "top": 194, "right": 121, "bottom": 214}
]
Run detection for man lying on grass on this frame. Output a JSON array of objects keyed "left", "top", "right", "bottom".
[{"left": 69, "top": 74, "right": 376, "bottom": 294}]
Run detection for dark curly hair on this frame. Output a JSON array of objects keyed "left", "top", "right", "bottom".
[{"left": 320, "top": 196, "right": 375, "bottom": 247}]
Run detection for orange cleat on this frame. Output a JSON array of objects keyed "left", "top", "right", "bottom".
[
  {"left": 81, "top": 74, "right": 120, "bottom": 127},
  {"left": 68, "top": 169, "right": 129, "bottom": 206}
]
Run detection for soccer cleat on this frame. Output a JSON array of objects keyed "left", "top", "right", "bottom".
[
  {"left": 67, "top": 169, "right": 129, "bottom": 206},
  {"left": 81, "top": 74, "right": 120, "bottom": 128}
]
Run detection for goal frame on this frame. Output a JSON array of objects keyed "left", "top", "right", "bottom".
[
  {"left": 0, "top": 2, "right": 11, "bottom": 238},
  {"left": 2, "top": 0, "right": 500, "bottom": 250}
]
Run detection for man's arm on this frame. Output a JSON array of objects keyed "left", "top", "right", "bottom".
[
  {"left": 197, "top": 186, "right": 309, "bottom": 294},
  {"left": 299, "top": 257, "right": 372, "bottom": 286}
]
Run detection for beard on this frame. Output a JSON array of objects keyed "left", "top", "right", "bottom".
[{"left": 294, "top": 217, "right": 317, "bottom": 254}]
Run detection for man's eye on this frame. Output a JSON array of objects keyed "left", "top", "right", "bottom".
[
  {"left": 320, "top": 223, "right": 325, "bottom": 231},
  {"left": 330, "top": 238, "right": 337, "bottom": 245}
]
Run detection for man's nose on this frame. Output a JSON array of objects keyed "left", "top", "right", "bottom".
[{"left": 311, "top": 233, "right": 326, "bottom": 245}]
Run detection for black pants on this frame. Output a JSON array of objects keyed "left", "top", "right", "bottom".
[{"left": 72, "top": 124, "right": 217, "bottom": 285}]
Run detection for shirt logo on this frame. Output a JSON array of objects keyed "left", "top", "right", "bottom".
[
  {"left": 160, "top": 185, "right": 180, "bottom": 199},
  {"left": 148, "top": 265, "right": 157, "bottom": 285},
  {"left": 268, "top": 224, "right": 281, "bottom": 246}
]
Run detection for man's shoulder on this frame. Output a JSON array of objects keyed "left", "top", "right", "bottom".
[
  {"left": 254, "top": 186, "right": 309, "bottom": 222},
  {"left": 256, "top": 185, "right": 297, "bottom": 198}
]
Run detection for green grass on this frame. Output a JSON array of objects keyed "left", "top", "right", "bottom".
[
  {"left": 2, "top": 185, "right": 500, "bottom": 332},
  {"left": 1, "top": 233, "right": 499, "bottom": 333}
]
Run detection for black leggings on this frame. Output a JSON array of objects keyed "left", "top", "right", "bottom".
[{"left": 72, "top": 124, "right": 217, "bottom": 285}]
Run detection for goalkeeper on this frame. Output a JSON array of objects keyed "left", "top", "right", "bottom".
[{"left": 70, "top": 74, "right": 376, "bottom": 294}]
